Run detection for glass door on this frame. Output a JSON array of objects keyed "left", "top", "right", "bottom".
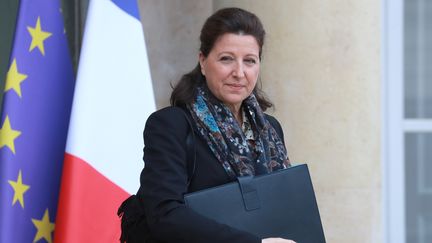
[
  {"left": 384, "top": 0, "right": 432, "bottom": 242},
  {"left": 404, "top": 0, "right": 432, "bottom": 242}
]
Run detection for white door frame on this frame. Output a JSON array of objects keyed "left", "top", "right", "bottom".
[{"left": 382, "top": 0, "right": 405, "bottom": 242}]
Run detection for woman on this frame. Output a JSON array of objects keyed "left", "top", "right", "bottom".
[{"left": 130, "top": 7, "right": 295, "bottom": 243}]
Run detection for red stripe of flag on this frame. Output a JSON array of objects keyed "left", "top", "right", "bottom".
[{"left": 54, "top": 153, "right": 129, "bottom": 242}]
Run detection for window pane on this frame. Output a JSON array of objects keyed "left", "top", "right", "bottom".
[
  {"left": 404, "top": 0, "right": 432, "bottom": 118},
  {"left": 405, "top": 133, "right": 432, "bottom": 243},
  {"left": 421, "top": 215, "right": 432, "bottom": 243}
]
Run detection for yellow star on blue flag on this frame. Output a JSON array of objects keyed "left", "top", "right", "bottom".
[
  {"left": 27, "top": 17, "right": 52, "bottom": 55},
  {"left": 8, "top": 170, "right": 30, "bottom": 208},
  {"left": 4, "top": 59, "right": 28, "bottom": 98},
  {"left": 0, "top": 115, "right": 22, "bottom": 154}
]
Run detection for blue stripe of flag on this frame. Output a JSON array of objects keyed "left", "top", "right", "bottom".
[{"left": 111, "top": 0, "right": 140, "bottom": 20}]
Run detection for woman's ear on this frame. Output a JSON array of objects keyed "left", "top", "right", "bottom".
[{"left": 199, "top": 52, "right": 206, "bottom": 76}]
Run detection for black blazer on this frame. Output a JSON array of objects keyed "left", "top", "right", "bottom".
[{"left": 136, "top": 106, "right": 286, "bottom": 243}]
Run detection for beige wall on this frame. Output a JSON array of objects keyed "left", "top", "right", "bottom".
[
  {"left": 214, "top": 1, "right": 382, "bottom": 242},
  {"left": 140, "top": 0, "right": 382, "bottom": 242}
]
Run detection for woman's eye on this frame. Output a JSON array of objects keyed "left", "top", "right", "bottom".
[
  {"left": 220, "top": 56, "right": 234, "bottom": 62},
  {"left": 244, "top": 59, "right": 257, "bottom": 65}
]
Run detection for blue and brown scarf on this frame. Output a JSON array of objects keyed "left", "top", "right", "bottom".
[{"left": 187, "top": 86, "right": 290, "bottom": 179}]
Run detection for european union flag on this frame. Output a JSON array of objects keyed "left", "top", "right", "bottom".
[{"left": 0, "top": 0, "right": 75, "bottom": 242}]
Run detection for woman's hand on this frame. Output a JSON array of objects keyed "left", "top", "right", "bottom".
[{"left": 262, "top": 237, "right": 296, "bottom": 243}]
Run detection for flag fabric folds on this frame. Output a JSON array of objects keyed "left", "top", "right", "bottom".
[
  {"left": 54, "top": 0, "right": 156, "bottom": 242},
  {"left": 0, "top": 0, "right": 75, "bottom": 242}
]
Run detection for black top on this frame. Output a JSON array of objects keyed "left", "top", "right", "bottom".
[{"left": 136, "top": 106, "right": 286, "bottom": 243}]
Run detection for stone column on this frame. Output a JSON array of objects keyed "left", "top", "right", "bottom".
[{"left": 138, "top": 0, "right": 212, "bottom": 108}]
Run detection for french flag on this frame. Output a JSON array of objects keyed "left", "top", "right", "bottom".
[{"left": 54, "top": 0, "right": 155, "bottom": 242}]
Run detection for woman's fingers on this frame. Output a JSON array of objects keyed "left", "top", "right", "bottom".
[{"left": 262, "top": 237, "right": 296, "bottom": 243}]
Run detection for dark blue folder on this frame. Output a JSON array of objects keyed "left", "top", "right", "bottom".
[{"left": 184, "top": 164, "right": 326, "bottom": 243}]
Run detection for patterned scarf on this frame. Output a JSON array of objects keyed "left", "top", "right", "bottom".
[{"left": 187, "top": 86, "right": 290, "bottom": 179}]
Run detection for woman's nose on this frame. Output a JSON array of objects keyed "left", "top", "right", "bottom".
[{"left": 233, "top": 62, "right": 245, "bottom": 78}]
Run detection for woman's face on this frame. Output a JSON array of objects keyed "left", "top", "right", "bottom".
[{"left": 199, "top": 33, "right": 260, "bottom": 112}]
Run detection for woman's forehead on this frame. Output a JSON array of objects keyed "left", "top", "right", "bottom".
[{"left": 211, "top": 33, "right": 260, "bottom": 55}]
